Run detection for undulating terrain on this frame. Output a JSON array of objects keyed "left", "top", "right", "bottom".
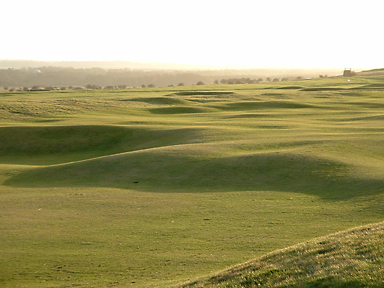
[{"left": 1, "top": 72, "right": 383, "bottom": 287}]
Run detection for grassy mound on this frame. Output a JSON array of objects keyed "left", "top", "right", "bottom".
[
  {"left": 358, "top": 83, "right": 384, "bottom": 89},
  {"left": 212, "top": 101, "right": 313, "bottom": 111},
  {"left": 181, "top": 221, "right": 384, "bottom": 287},
  {"left": 0, "top": 125, "right": 203, "bottom": 164},
  {"left": 5, "top": 148, "right": 383, "bottom": 200},
  {"left": 276, "top": 86, "right": 303, "bottom": 90},
  {"left": 359, "top": 68, "right": 384, "bottom": 77},
  {"left": 149, "top": 106, "right": 214, "bottom": 114},
  {"left": 300, "top": 87, "right": 346, "bottom": 92},
  {"left": 128, "top": 97, "right": 188, "bottom": 105}
]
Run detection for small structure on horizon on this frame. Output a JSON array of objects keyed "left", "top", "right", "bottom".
[{"left": 343, "top": 68, "right": 356, "bottom": 77}]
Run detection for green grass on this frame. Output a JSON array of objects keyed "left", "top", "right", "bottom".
[
  {"left": 0, "top": 74, "right": 383, "bottom": 287},
  {"left": 0, "top": 125, "right": 203, "bottom": 165},
  {"left": 180, "top": 221, "right": 384, "bottom": 287}
]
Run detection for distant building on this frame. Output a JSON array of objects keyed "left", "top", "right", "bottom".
[{"left": 343, "top": 68, "right": 355, "bottom": 77}]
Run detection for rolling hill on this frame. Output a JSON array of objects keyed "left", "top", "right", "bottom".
[{"left": 0, "top": 74, "right": 383, "bottom": 287}]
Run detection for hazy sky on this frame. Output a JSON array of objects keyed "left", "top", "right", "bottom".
[{"left": 2, "top": 0, "right": 382, "bottom": 69}]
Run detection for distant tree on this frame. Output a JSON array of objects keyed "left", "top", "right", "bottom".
[
  {"left": 272, "top": 78, "right": 280, "bottom": 82},
  {"left": 141, "top": 84, "right": 146, "bottom": 88},
  {"left": 178, "top": 82, "right": 184, "bottom": 86},
  {"left": 148, "top": 84, "right": 155, "bottom": 88},
  {"left": 296, "top": 76, "right": 302, "bottom": 80},
  {"left": 197, "top": 81, "right": 204, "bottom": 85},
  {"left": 257, "top": 78, "right": 263, "bottom": 82},
  {"left": 86, "top": 84, "right": 101, "bottom": 89},
  {"left": 23, "top": 87, "right": 29, "bottom": 91},
  {"left": 117, "top": 84, "right": 127, "bottom": 89},
  {"left": 244, "top": 78, "right": 254, "bottom": 84},
  {"left": 220, "top": 79, "right": 227, "bottom": 84},
  {"left": 214, "top": 79, "right": 219, "bottom": 84},
  {"left": 266, "top": 77, "right": 271, "bottom": 82}
]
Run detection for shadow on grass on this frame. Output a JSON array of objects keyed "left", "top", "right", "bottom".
[
  {"left": 149, "top": 106, "right": 213, "bottom": 114},
  {"left": 4, "top": 150, "right": 383, "bottom": 200},
  {"left": 126, "top": 97, "right": 188, "bottom": 105},
  {"left": 172, "top": 91, "right": 235, "bottom": 96},
  {"left": 0, "top": 125, "right": 204, "bottom": 165},
  {"left": 210, "top": 101, "right": 314, "bottom": 111}
]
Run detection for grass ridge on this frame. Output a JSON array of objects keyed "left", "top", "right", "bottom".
[{"left": 181, "top": 221, "right": 384, "bottom": 287}]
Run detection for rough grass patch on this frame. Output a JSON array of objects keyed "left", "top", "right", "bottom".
[{"left": 181, "top": 221, "right": 384, "bottom": 287}]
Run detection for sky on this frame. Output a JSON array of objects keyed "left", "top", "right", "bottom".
[{"left": 1, "top": 0, "right": 383, "bottom": 69}]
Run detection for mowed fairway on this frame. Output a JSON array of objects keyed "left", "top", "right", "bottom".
[{"left": 1, "top": 75, "right": 384, "bottom": 287}]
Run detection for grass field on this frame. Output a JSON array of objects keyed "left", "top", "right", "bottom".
[{"left": 0, "top": 75, "right": 383, "bottom": 287}]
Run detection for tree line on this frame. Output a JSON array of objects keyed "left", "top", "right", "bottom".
[
  {"left": 0, "top": 65, "right": 343, "bottom": 91},
  {"left": 0, "top": 67, "right": 208, "bottom": 90}
]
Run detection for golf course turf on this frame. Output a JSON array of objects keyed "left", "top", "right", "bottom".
[{"left": 1, "top": 74, "right": 383, "bottom": 287}]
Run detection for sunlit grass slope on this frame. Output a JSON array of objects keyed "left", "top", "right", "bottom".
[
  {"left": 0, "top": 75, "right": 383, "bottom": 287},
  {"left": 181, "top": 221, "right": 384, "bottom": 288},
  {"left": 4, "top": 144, "right": 384, "bottom": 200}
]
